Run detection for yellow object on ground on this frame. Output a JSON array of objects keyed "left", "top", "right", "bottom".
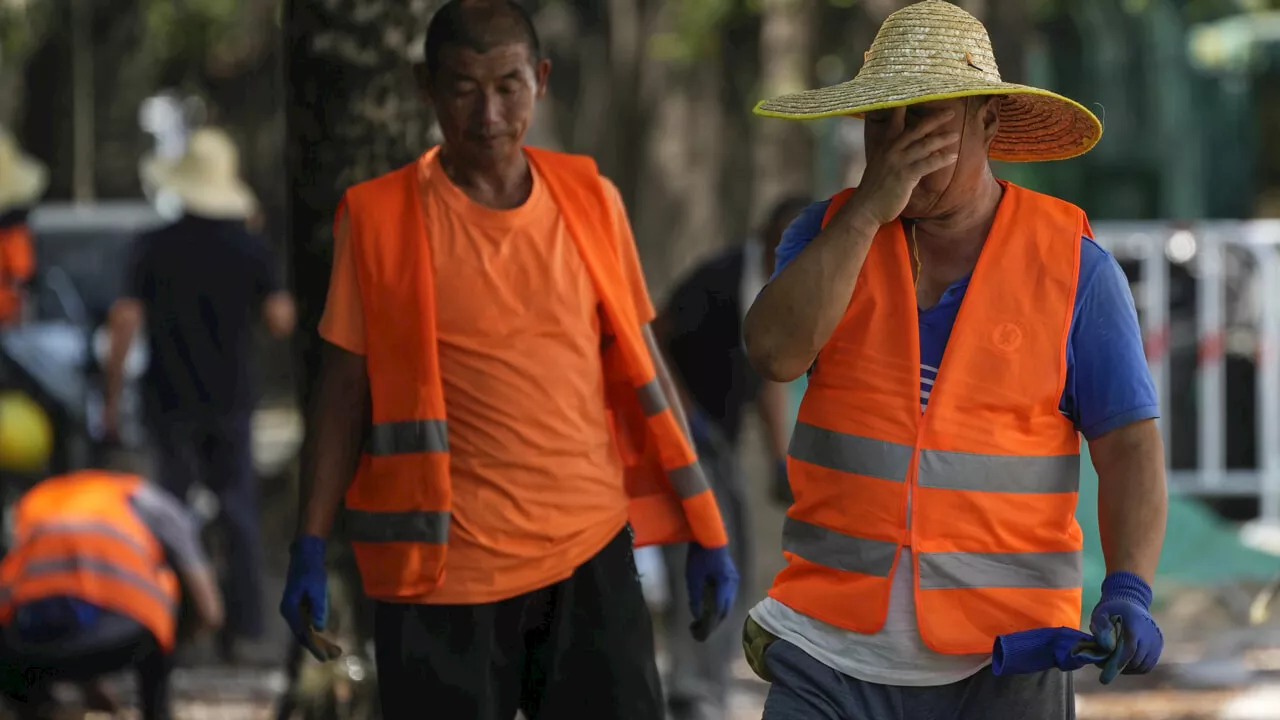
[{"left": 0, "top": 391, "right": 52, "bottom": 472}]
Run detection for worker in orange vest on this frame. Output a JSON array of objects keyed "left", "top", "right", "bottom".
[
  {"left": 0, "top": 461, "right": 224, "bottom": 720},
  {"left": 0, "top": 127, "right": 45, "bottom": 327},
  {"left": 742, "top": 3, "right": 1167, "bottom": 719},
  {"left": 278, "top": 2, "right": 737, "bottom": 719}
]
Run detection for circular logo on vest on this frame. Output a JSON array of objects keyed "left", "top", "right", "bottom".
[{"left": 991, "top": 322, "right": 1025, "bottom": 353}]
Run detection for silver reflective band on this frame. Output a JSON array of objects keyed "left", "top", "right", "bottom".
[
  {"left": 17, "top": 558, "right": 175, "bottom": 608},
  {"left": 668, "top": 462, "right": 709, "bottom": 499},
  {"left": 788, "top": 423, "right": 912, "bottom": 482},
  {"left": 636, "top": 378, "right": 669, "bottom": 417},
  {"left": 782, "top": 517, "right": 898, "bottom": 577},
  {"left": 367, "top": 419, "right": 449, "bottom": 456},
  {"left": 25, "top": 522, "right": 151, "bottom": 560},
  {"left": 918, "top": 450, "right": 1080, "bottom": 494},
  {"left": 345, "top": 509, "right": 450, "bottom": 544},
  {"left": 918, "top": 550, "right": 1082, "bottom": 590}
]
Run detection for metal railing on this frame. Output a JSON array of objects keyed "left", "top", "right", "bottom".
[{"left": 1094, "top": 221, "right": 1280, "bottom": 523}]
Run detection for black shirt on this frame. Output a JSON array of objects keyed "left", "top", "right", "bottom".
[
  {"left": 124, "top": 214, "right": 280, "bottom": 419},
  {"left": 659, "top": 246, "right": 761, "bottom": 446}
]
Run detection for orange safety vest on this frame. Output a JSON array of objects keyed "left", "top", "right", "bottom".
[
  {"left": 0, "top": 471, "right": 180, "bottom": 651},
  {"left": 771, "top": 182, "right": 1087, "bottom": 655},
  {"left": 336, "top": 146, "right": 729, "bottom": 602}
]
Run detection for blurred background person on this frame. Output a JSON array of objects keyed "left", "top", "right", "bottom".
[
  {"left": 0, "top": 449, "right": 224, "bottom": 720},
  {"left": 0, "top": 127, "right": 45, "bottom": 328},
  {"left": 102, "top": 126, "right": 295, "bottom": 666},
  {"left": 654, "top": 196, "right": 808, "bottom": 720}
]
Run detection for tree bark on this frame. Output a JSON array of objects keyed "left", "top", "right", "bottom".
[
  {"left": 284, "top": 0, "right": 439, "bottom": 684},
  {"left": 631, "top": 1, "right": 728, "bottom": 302},
  {"left": 752, "top": 0, "right": 816, "bottom": 217}
]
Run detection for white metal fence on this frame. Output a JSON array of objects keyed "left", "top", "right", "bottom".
[{"left": 1093, "top": 221, "right": 1280, "bottom": 523}]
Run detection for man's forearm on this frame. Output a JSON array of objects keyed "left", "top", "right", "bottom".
[
  {"left": 744, "top": 207, "right": 879, "bottom": 382},
  {"left": 1090, "top": 419, "right": 1167, "bottom": 583},
  {"left": 104, "top": 300, "right": 142, "bottom": 406},
  {"left": 298, "top": 343, "right": 370, "bottom": 539}
]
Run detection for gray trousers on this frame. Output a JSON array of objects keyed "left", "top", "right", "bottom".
[
  {"left": 662, "top": 432, "right": 750, "bottom": 720},
  {"left": 761, "top": 640, "right": 1075, "bottom": 720}
]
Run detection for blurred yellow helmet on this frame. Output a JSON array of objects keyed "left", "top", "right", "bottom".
[{"left": 0, "top": 391, "right": 52, "bottom": 473}]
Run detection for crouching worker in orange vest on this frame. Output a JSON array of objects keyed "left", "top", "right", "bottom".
[
  {"left": 742, "top": 3, "right": 1168, "bottom": 718},
  {"left": 0, "top": 465, "right": 224, "bottom": 720},
  {"left": 278, "top": 2, "right": 737, "bottom": 719}
]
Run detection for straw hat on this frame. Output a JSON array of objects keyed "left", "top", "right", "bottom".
[
  {"left": 0, "top": 127, "right": 49, "bottom": 212},
  {"left": 755, "top": 0, "right": 1102, "bottom": 162},
  {"left": 141, "top": 127, "right": 257, "bottom": 219}
]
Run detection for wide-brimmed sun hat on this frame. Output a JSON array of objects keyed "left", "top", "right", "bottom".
[
  {"left": 141, "top": 127, "right": 257, "bottom": 219},
  {"left": 754, "top": 0, "right": 1102, "bottom": 162},
  {"left": 0, "top": 127, "right": 49, "bottom": 213}
]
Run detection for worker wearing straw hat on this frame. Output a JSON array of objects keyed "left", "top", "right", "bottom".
[
  {"left": 104, "top": 125, "right": 295, "bottom": 666},
  {"left": 743, "top": 2, "right": 1166, "bottom": 718},
  {"left": 0, "top": 127, "right": 47, "bottom": 326}
]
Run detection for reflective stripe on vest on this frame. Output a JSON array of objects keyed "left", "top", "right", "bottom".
[
  {"left": 636, "top": 378, "right": 712, "bottom": 499},
  {"left": 785, "top": 421, "right": 1082, "bottom": 590},
  {"left": 0, "top": 557, "right": 176, "bottom": 611},
  {"left": 346, "top": 419, "right": 452, "bottom": 545},
  {"left": 0, "top": 474, "right": 180, "bottom": 652},
  {"left": 771, "top": 182, "right": 1087, "bottom": 654},
  {"left": 338, "top": 148, "right": 729, "bottom": 602}
]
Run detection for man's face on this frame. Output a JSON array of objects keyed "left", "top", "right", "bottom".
[
  {"left": 863, "top": 97, "right": 997, "bottom": 219},
  {"left": 427, "top": 43, "right": 550, "bottom": 164}
]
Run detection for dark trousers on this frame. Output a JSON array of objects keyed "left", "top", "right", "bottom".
[
  {"left": 374, "top": 526, "right": 664, "bottom": 720},
  {"left": 662, "top": 428, "right": 750, "bottom": 720},
  {"left": 0, "top": 629, "right": 172, "bottom": 720},
  {"left": 150, "top": 411, "right": 263, "bottom": 640}
]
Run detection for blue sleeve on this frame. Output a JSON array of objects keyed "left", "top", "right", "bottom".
[
  {"left": 770, "top": 200, "right": 831, "bottom": 281},
  {"left": 1062, "top": 239, "right": 1160, "bottom": 440}
]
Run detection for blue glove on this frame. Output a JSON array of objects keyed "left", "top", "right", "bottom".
[
  {"left": 686, "top": 544, "right": 740, "bottom": 642},
  {"left": 1089, "top": 571, "right": 1164, "bottom": 684},
  {"left": 279, "top": 535, "right": 331, "bottom": 661},
  {"left": 992, "top": 626, "right": 1113, "bottom": 676}
]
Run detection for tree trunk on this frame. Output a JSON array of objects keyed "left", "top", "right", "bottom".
[
  {"left": 631, "top": 1, "right": 728, "bottom": 302},
  {"left": 752, "top": 0, "right": 816, "bottom": 217},
  {"left": 284, "top": 0, "right": 438, "bottom": 692}
]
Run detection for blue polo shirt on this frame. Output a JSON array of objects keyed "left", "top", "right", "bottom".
[{"left": 773, "top": 200, "right": 1158, "bottom": 440}]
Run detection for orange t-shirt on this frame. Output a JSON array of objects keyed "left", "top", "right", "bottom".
[{"left": 319, "top": 152, "right": 656, "bottom": 604}]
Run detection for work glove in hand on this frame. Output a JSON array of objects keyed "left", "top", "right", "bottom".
[
  {"left": 1089, "top": 571, "right": 1164, "bottom": 684},
  {"left": 686, "top": 544, "right": 740, "bottom": 642},
  {"left": 992, "top": 626, "right": 1113, "bottom": 676},
  {"left": 279, "top": 535, "right": 335, "bottom": 662}
]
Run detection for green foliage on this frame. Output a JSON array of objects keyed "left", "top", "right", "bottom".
[
  {"left": 141, "top": 0, "right": 244, "bottom": 65},
  {"left": 648, "top": 0, "right": 739, "bottom": 63},
  {"left": 647, "top": 0, "right": 863, "bottom": 64},
  {"left": 0, "top": 0, "right": 52, "bottom": 70}
]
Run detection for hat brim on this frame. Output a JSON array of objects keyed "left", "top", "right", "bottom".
[
  {"left": 141, "top": 154, "right": 257, "bottom": 220},
  {"left": 754, "top": 76, "right": 1103, "bottom": 163},
  {"left": 0, "top": 153, "right": 49, "bottom": 212}
]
